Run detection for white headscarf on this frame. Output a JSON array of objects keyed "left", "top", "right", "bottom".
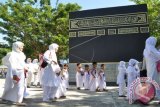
[
  {"left": 26, "top": 58, "right": 32, "bottom": 63},
  {"left": 128, "top": 59, "right": 138, "bottom": 67},
  {"left": 118, "top": 61, "right": 126, "bottom": 68},
  {"left": 32, "top": 59, "right": 38, "bottom": 64},
  {"left": 117, "top": 61, "right": 126, "bottom": 84},
  {"left": 49, "top": 43, "right": 59, "bottom": 52},
  {"left": 44, "top": 43, "right": 59, "bottom": 63},
  {"left": 143, "top": 36, "right": 157, "bottom": 58},
  {"left": 145, "top": 37, "right": 157, "bottom": 47},
  {"left": 12, "top": 41, "right": 24, "bottom": 53},
  {"left": 2, "top": 41, "right": 26, "bottom": 66}
]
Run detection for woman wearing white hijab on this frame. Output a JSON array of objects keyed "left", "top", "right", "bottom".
[
  {"left": 143, "top": 36, "right": 160, "bottom": 84},
  {"left": 41, "top": 43, "right": 61, "bottom": 102},
  {"left": 143, "top": 37, "right": 160, "bottom": 99},
  {"left": 126, "top": 59, "right": 139, "bottom": 99},
  {"left": 2, "top": 41, "right": 27, "bottom": 105},
  {"left": 117, "top": 61, "right": 127, "bottom": 97}
]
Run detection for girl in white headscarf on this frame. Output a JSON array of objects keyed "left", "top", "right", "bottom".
[
  {"left": 117, "top": 61, "right": 127, "bottom": 97},
  {"left": 26, "top": 58, "right": 33, "bottom": 88},
  {"left": 32, "top": 59, "right": 39, "bottom": 86},
  {"left": 41, "top": 43, "right": 61, "bottom": 102},
  {"left": 126, "top": 59, "right": 139, "bottom": 99},
  {"left": 143, "top": 37, "right": 160, "bottom": 84},
  {"left": 2, "top": 41, "right": 27, "bottom": 105}
]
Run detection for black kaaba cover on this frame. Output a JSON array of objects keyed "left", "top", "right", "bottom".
[{"left": 69, "top": 4, "right": 149, "bottom": 63}]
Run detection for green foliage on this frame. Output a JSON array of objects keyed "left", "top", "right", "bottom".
[
  {"left": 0, "top": 47, "right": 11, "bottom": 64},
  {"left": 0, "top": 0, "right": 81, "bottom": 59},
  {"left": 129, "top": 0, "right": 160, "bottom": 43}
]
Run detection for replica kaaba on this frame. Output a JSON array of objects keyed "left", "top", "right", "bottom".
[{"left": 69, "top": 4, "right": 149, "bottom": 63}]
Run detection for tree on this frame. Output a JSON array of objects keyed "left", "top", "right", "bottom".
[
  {"left": 0, "top": 43, "right": 11, "bottom": 64},
  {"left": 129, "top": 0, "right": 160, "bottom": 43},
  {"left": 0, "top": 0, "right": 81, "bottom": 60}
]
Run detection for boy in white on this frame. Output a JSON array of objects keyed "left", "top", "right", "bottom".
[
  {"left": 76, "top": 63, "right": 84, "bottom": 90},
  {"left": 117, "top": 61, "right": 127, "bottom": 97},
  {"left": 90, "top": 62, "right": 98, "bottom": 91},
  {"left": 84, "top": 64, "right": 90, "bottom": 90},
  {"left": 98, "top": 64, "right": 107, "bottom": 91},
  {"left": 62, "top": 64, "right": 69, "bottom": 89},
  {"left": 55, "top": 70, "right": 67, "bottom": 99}
]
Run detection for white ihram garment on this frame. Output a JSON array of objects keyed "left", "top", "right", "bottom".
[
  {"left": 55, "top": 75, "right": 67, "bottom": 98},
  {"left": 98, "top": 70, "right": 106, "bottom": 91},
  {"left": 76, "top": 69, "right": 84, "bottom": 89},
  {"left": 89, "top": 68, "right": 98, "bottom": 91},
  {"left": 84, "top": 71, "right": 90, "bottom": 89},
  {"left": 63, "top": 69, "right": 69, "bottom": 88}
]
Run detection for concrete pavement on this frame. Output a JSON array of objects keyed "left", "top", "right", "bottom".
[{"left": 0, "top": 78, "right": 159, "bottom": 107}]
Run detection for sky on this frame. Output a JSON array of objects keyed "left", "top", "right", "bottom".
[{"left": 0, "top": 0, "right": 135, "bottom": 43}]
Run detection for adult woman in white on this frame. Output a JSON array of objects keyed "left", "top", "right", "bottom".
[
  {"left": 41, "top": 43, "right": 61, "bottom": 102},
  {"left": 143, "top": 36, "right": 160, "bottom": 99},
  {"left": 2, "top": 41, "right": 27, "bottom": 106},
  {"left": 143, "top": 36, "right": 160, "bottom": 84}
]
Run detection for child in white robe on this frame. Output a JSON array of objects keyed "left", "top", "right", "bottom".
[
  {"left": 62, "top": 64, "right": 69, "bottom": 89},
  {"left": 117, "top": 61, "right": 127, "bottom": 97},
  {"left": 32, "top": 59, "right": 39, "bottom": 86},
  {"left": 76, "top": 63, "right": 84, "bottom": 90},
  {"left": 84, "top": 64, "right": 90, "bottom": 90},
  {"left": 126, "top": 59, "right": 139, "bottom": 100},
  {"left": 55, "top": 71, "right": 67, "bottom": 99},
  {"left": 89, "top": 62, "right": 99, "bottom": 91},
  {"left": 98, "top": 64, "right": 107, "bottom": 91},
  {"left": 26, "top": 58, "right": 33, "bottom": 88}
]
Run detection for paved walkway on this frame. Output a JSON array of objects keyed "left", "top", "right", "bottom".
[{"left": 0, "top": 78, "right": 159, "bottom": 107}]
